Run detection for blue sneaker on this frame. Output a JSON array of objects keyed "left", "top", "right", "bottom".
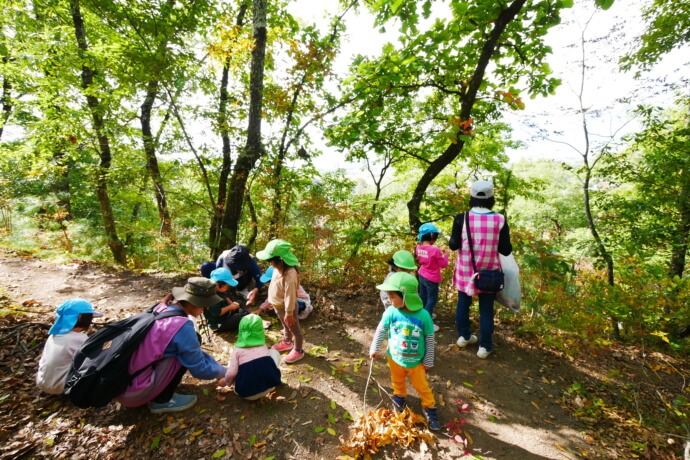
[
  {"left": 424, "top": 407, "right": 441, "bottom": 431},
  {"left": 392, "top": 395, "right": 407, "bottom": 412},
  {"left": 150, "top": 393, "right": 197, "bottom": 414}
]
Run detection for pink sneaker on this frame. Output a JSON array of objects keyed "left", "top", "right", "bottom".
[
  {"left": 284, "top": 349, "right": 304, "bottom": 364},
  {"left": 271, "top": 340, "right": 293, "bottom": 353}
]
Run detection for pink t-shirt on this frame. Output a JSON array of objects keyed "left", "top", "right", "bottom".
[{"left": 415, "top": 244, "right": 449, "bottom": 283}]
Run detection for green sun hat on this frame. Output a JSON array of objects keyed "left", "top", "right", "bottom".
[
  {"left": 376, "top": 272, "right": 423, "bottom": 311},
  {"left": 256, "top": 239, "right": 299, "bottom": 266},
  {"left": 391, "top": 250, "right": 417, "bottom": 270},
  {"left": 235, "top": 314, "right": 266, "bottom": 348}
]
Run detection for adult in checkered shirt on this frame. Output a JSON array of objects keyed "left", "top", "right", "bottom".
[{"left": 448, "top": 180, "right": 513, "bottom": 359}]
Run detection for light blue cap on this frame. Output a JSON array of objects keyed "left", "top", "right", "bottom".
[
  {"left": 417, "top": 222, "right": 440, "bottom": 242},
  {"left": 260, "top": 266, "right": 274, "bottom": 284},
  {"left": 210, "top": 267, "right": 238, "bottom": 286},
  {"left": 48, "top": 299, "right": 102, "bottom": 335}
]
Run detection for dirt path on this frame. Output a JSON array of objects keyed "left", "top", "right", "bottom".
[{"left": 0, "top": 250, "right": 596, "bottom": 459}]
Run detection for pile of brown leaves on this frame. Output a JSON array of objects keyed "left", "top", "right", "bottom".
[{"left": 339, "top": 407, "right": 437, "bottom": 459}]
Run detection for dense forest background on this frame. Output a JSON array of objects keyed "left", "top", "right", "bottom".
[
  {"left": 1, "top": 0, "right": 690, "bottom": 455},
  {"left": 1, "top": 0, "right": 689, "bottom": 353}
]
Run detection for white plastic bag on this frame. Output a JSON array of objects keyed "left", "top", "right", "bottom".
[{"left": 496, "top": 253, "right": 521, "bottom": 312}]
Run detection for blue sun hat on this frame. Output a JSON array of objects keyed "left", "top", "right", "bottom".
[
  {"left": 417, "top": 222, "right": 440, "bottom": 242},
  {"left": 210, "top": 267, "right": 238, "bottom": 287},
  {"left": 48, "top": 299, "right": 103, "bottom": 335},
  {"left": 376, "top": 272, "right": 423, "bottom": 311},
  {"left": 260, "top": 266, "right": 274, "bottom": 284}
]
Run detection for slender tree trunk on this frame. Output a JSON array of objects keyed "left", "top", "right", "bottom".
[
  {"left": 0, "top": 58, "right": 11, "bottom": 141},
  {"left": 219, "top": 0, "right": 267, "bottom": 249},
  {"left": 668, "top": 110, "right": 690, "bottom": 279},
  {"left": 407, "top": 0, "right": 527, "bottom": 231},
  {"left": 268, "top": 77, "right": 306, "bottom": 239},
  {"left": 69, "top": 0, "right": 127, "bottom": 265},
  {"left": 246, "top": 192, "right": 258, "bottom": 249},
  {"left": 140, "top": 79, "right": 172, "bottom": 236},
  {"left": 347, "top": 155, "right": 392, "bottom": 263},
  {"left": 52, "top": 149, "right": 71, "bottom": 218},
  {"left": 211, "top": 3, "right": 248, "bottom": 258}
]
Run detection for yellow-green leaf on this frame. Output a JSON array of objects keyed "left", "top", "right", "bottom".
[
  {"left": 150, "top": 437, "right": 160, "bottom": 450},
  {"left": 314, "top": 426, "right": 326, "bottom": 433},
  {"left": 212, "top": 448, "right": 226, "bottom": 458},
  {"left": 162, "top": 427, "right": 172, "bottom": 434},
  {"left": 327, "top": 427, "right": 336, "bottom": 436}
]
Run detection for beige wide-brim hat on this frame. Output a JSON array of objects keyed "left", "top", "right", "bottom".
[{"left": 172, "top": 277, "right": 223, "bottom": 308}]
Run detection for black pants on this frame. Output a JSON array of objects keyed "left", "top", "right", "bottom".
[
  {"left": 153, "top": 366, "right": 187, "bottom": 403},
  {"left": 215, "top": 309, "right": 248, "bottom": 333}
]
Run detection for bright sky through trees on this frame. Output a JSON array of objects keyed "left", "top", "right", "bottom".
[{"left": 290, "top": 0, "right": 690, "bottom": 171}]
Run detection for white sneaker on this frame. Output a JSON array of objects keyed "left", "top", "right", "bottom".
[
  {"left": 477, "top": 347, "right": 492, "bottom": 359},
  {"left": 433, "top": 324, "right": 440, "bottom": 332},
  {"left": 432, "top": 313, "right": 437, "bottom": 320},
  {"left": 456, "top": 335, "right": 478, "bottom": 348}
]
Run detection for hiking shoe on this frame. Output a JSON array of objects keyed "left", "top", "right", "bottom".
[
  {"left": 477, "top": 347, "right": 492, "bottom": 359},
  {"left": 456, "top": 335, "right": 478, "bottom": 348},
  {"left": 433, "top": 324, "right": 440, "bottom": 332},
  {"left": 392, "top": 395, "right": 407, "bottom": 412},
  {"left": 272, "top": 340, "right": 293, "bottom": 353},
  {"left": 424, "top": 407, "right": 441, "bottom": 431},
  {"left": 284, "top": 349, "right": 304, "bottom": 364},
  {"left": 150, "top": 393, "right": 197, "bottom": 414}
]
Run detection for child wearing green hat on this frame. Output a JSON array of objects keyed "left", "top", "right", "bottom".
[
  {"left": 369, "top": 272, "right": 441, "bottom": 430},
  {"left": 380, "top": 250, "right": 417, "bottom": 309},
  {"left": 36, "top": 299, "right": 103, "bottom": 394},
  {"left": 256, "top": 239, "right": 305, "bottom": 364},
  {"left": 218, "top": 314, "right": 282, "bottom": 400}
]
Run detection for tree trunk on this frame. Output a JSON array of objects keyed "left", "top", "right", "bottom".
[
  {"left": 219, "top": 0, "right": 267, "bottom": 250},
  {"left": 406, "top": 0, "right": 527, "bottom": 231},
  {"left": 52, "top": 149, "right": 72, "bottom": 218},
  {"left": 0, "top": 67, "right": 11, "bottom": 141},
  {"left": 69, "top": 0, "right": 127, "bottom": 266},
  {"left": 210, "top": 3, "right": 248, "bottom": 258},
  {"left": 140, "top": 79, "right": 172, "bottom": 236}
]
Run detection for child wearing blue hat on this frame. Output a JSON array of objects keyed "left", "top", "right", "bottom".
[
  {"left": 36, "top": 299, "right": 102, "bottom": 394},
  {"left": 205, "top": 267, "right": 248, "bottom": 332},
  {"left": 415, "top": 223, "right": 449, "bottom": 332}
]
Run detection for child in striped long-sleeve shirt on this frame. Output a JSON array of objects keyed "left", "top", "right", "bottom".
[{"left": 369, "top": 271, "right": 440, "bottom": 430}]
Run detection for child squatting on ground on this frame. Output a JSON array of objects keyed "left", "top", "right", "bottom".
[
  {"left": 369, "top": 272, "right": 441, "bottom": 430},
  {"left": 256, "top": 239, "right": 305, "bottom": 364},
  {"left": 380, "top": 250, "right": 417, "bottom": 309},
  {"left": 36, "top": 299, "right": 103, "bottom": 394},
  {"left": 217, "top": 314, "right": 282, "bottom": 400},
  {"left": 205, "top": 267, "right": 248, "bottom": 332}
]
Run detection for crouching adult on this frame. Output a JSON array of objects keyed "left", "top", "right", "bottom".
[{"left": 115, "top": 277, "right": 227, "bottom": 413}]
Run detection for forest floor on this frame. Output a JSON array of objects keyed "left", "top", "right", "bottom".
[{"left": 0, "top": 249, "right": 688, "bottom": 460}]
